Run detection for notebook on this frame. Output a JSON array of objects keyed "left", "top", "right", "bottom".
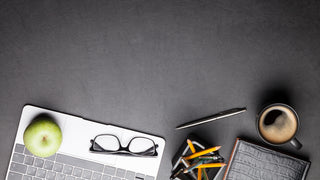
[
  {"left": 6, "top": 105, "right": 165, "bottom": 180},
  {"left": 223, "top": 138, "right": 310, "bottom": 180}
]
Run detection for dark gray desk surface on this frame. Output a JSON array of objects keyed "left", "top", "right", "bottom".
[{"left": 1, "top": 0, "right": 320, "bottom": 179}]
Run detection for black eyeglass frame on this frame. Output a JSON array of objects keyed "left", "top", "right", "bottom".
[{"left": 89, "top": 134, "right": 158, "bottom": 157}]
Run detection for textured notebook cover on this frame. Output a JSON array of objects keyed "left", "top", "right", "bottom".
[{"left": 223, "top": 139, "right": 310, "bottom": 180}]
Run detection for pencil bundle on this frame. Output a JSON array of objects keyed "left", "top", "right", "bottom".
[{"left": 170, "top": 139, "right": 226, "bottom": 180}]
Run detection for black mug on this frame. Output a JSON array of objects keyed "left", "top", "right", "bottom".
[{"left": 257, "top": 103, "right": 302, "bottom": 149}]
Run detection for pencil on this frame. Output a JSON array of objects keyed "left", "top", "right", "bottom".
[
  {"left": 196, "top": 155, "right": 222, "bottom": 161},
  {"left": 186, "top": 140, "right": 210, "bottom": 179},
  {"left": 202, "top": 169, "right": 208, "bottom": 180},
  {"left": 180, "top": 158, "right": 197, "bottom": 179},
  {"left": 197, "top": 163, "right": 227, "bottom": 168},
  {"left": 183, "top": 160, "right": 205, "bottom": 173},
  {"left": 187, "top": 139, "right": 196, "bottom": 153},
  {"left": 198, "top": 168, "right": 202, "bottom": 180},
  {"left": 185, "top": 146, "right": 221, "bottom": 160},
  {"left": 170, "top": 168, "right": 183, "bottom": 179}
]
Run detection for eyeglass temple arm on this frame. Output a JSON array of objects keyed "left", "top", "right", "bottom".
[
  {"left": 135, "top": 144, "right": 159, "bottom": 156},
  {"left": 145, "top": 144, "right": 159, "bottom": 152},
  {"left": 91, "top": 139, "right": 158, "bottom": 152}
]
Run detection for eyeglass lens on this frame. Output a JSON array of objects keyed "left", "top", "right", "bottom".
[
  {"left": 95, "top": 135, "right": 120, "bottom": 151},
  {"left": 129, "top": 137, "right": 155, "bottom": 154}
]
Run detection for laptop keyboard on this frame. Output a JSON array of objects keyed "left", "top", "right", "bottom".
[{"left": 7, "top": 143, "right": 155, "bottom": 180}]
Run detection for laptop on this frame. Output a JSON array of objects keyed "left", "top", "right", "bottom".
[{"left": 6, "top": 105, "right": 165, "bottom": 180}]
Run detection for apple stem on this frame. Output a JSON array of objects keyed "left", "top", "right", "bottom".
[{"left": 42, "top": 135, "right": 48, "bottom": 141}]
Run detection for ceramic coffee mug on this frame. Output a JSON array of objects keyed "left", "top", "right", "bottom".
[{"left": 257, "top": 103, "right": 302, "bottom": 149}]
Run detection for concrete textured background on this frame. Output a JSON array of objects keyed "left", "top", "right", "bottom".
[{"left": 1, "top": 0, "right": 320, "bottom": 179}]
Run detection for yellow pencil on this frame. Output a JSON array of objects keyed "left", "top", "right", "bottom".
[
  {"left": 187, "top": 139, "right": 196, "bottom": 153},
  {"left": 198, "top": 168, "right": 202, "bottom": 180},
  {"left": 187, "top": 139, "right": 209, "bottom": 180},
  {"left": 185, "top": 146, "right": 221, "bottom": 160},
  {"left": 197, "top": 163, "right": 227, "bottom": 168}
]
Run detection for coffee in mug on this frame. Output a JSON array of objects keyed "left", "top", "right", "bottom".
[{"left": 257, "top": 103, "right": 302, "bottom": 149}]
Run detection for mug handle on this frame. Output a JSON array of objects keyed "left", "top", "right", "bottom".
[{"left": 290, "top": 137, "right": 302, "bottom": 150}]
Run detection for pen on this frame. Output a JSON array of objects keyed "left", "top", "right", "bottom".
[
  {"left": 176, "top": 107, "right": 247, "bottom": 130},
  {"left": 185, "top": 146, "right": 221, "bottom": 160}
]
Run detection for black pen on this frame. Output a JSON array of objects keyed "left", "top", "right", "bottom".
[{"left": 176, "top": 107, "right": 247, "bottom": 130}]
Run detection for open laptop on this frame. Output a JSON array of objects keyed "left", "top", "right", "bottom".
[{"left": 6, "top": 105, "right": 165, "bottom": 180}]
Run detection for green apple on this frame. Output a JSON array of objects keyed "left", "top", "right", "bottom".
[{"left": 23, "top": 117, "right": 62, "bottom": 157}]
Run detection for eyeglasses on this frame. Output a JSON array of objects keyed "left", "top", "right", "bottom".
[{"left": 89, "top": 134, "right": 158, "bottom": 157}]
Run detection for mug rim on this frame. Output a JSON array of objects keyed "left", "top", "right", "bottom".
[{"left": 256, "top": 103, "right": 300, "bottom": 146}]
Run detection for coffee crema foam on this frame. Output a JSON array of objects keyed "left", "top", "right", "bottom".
[{"left": 258, "top": 106, "right": 298, "bottom": 144}]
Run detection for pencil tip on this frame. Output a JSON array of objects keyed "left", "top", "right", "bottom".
[{"left": 183, "top": 169, "right": 188, "bottom": 173}]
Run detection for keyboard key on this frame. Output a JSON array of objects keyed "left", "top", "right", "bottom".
[
  {"left": 56, "top": 173, "right": 66, "bottom": 180},
  {"left": 145, "top": 175, "right": 155, "bottom": 180},
  {"left": 53, "top": 163, "right": 64, "bottom": 172},
  {"left": 135, "top": 173, "right": 145, "bottom": 179},
  {"left": 24, "top": 156, "right": 34, "bottom": 165},
  {"left": 22, "top": 175, "right": 32, "bottom": 180},
  {"left": 46, "top": 171, "right": 56, "bottom": 180},
  {"left": 33, "top": 178, "right": 41, "bottom": 180},
  {"left": 112, "top": 177, "right": 121, "bottom": 180},
  {"left": 34, "top": 158, "right": 44, "bottom": 168},
  {"left": 125, "top": 171, "right": 135, "bottom": 180},
  {"left": 76, "top": 178, "right": 85, "bottom": 180},
  {"left": 44, "top": 160, "right": 54, "bottom": 170},
  {"left": 66, "top": 176, "right": 76, "bottom": 180},
  {"left": 26, "top": 166, "right": 37, "bottom": 176},
  {"left": 73, "top": 167, "right": 83, "bottom": 177},
  {"left": 63, "top": 165, "right": 73, "bottom": 175},
  {"left": 10, "top": 162, "right": 27, "bottom": 174},
  {"left": 36, "top": 168, "right": 46, "bottom": 178},
  {"left": 116, "top": 168, "right": 126, "bottom": 178},
  {"left": 82, "top": 170, "right": 92, "bottom": 179},
  {"left": 56, "top": 154, "right": 104, "bottom": 172},
  {"left": 12, "top": 153, "right": 25, "bottom": 163},
  {"left": 92, "top": 172, "right": 102, "bottom": 180},
  {"left": 7, "top": 171, "right": 22, "bottom": 180},
  {"left": 104, "top": 165, "right": 116, "bottom": 176},
  {"left": 14, "top": 144, "right": 25, "bottom": 153},
  {"left": 45, "top": 154, "right": 56, "bottom": 161},
  {"left": 102, "top": 175, "right": 111, "bottom": 180},
  {"left": 23, "top": 148, "right": 33, "bottom": 156}
]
